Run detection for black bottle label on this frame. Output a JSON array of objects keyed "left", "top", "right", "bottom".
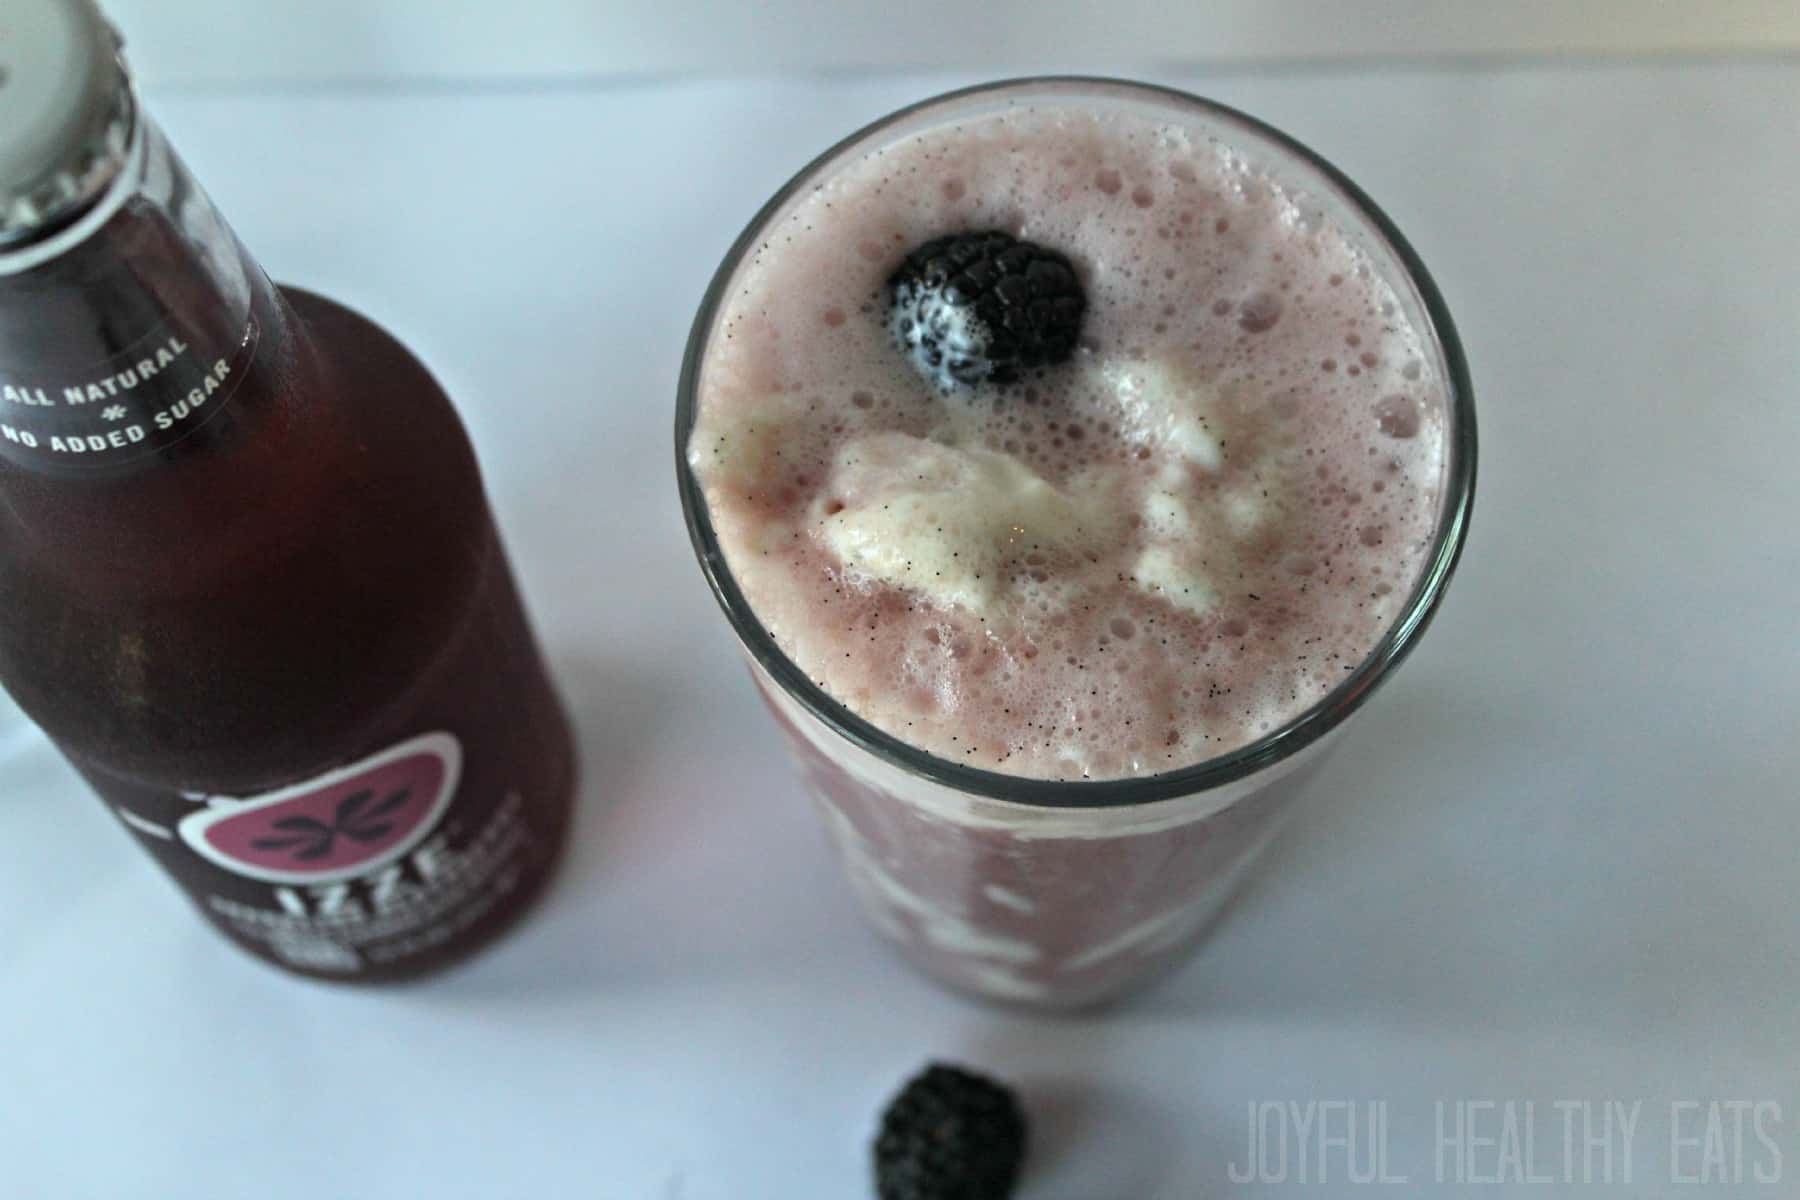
[{"left": 88, "top": 731, "right": 549, "bottom": 976}]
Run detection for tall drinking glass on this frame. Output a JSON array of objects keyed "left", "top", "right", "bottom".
[{"left": 677, "top": 78, "right": 1475, "bottom": 1008}]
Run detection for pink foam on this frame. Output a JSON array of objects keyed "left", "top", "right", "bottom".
[{"left": 691, "top": 101, "right": 1445, "bottom": 781}]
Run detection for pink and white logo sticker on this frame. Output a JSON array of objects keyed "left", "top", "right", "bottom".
[{"left": 177, "top": 732, "right": 462, "bottom": 885}]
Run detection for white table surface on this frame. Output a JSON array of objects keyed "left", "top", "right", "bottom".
[{"left": 3, "top": 62, "right": 1797, "bottom": 1198}]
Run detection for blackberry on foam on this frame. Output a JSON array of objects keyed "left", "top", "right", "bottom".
[
  {"left": 690, "top": 102, "right": 1445, "bottom": 781},
  {"left": 888, "top": 230, "right": 1085, "bottom": 389}
]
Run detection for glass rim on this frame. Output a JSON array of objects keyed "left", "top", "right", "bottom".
[{"left": 676, "top": 75, "right": 1477, "bottom": 810}]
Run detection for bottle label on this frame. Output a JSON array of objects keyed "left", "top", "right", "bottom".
[
  {"left": 101, "top": 731, "right": 549, "bottom": 976},
  {"left": 0, "top": 317, "right": 259, "bottom": 471},
  {"left": 176, "top": 732, "right": 462, "bottom": 885}
]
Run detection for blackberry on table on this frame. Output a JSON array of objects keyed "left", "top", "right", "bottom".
[
  {"left": 889, "top": 231, "right": 1085, "bottom": 391},
  {"left": 874, "top": 1062, "right": 1028, "bottom": 1200}
]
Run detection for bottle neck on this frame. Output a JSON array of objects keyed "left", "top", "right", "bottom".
[{"left": 0, "top": 111, "right": 293, "bottom": 478}]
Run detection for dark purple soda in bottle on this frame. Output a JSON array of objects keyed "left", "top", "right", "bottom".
[{"left": 0, "top": 0, "right": 576, "bottom": 980}]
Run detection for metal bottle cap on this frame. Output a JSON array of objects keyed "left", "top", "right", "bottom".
[{"left": 0, "top": 0, "right": 134, "bottom": 248}]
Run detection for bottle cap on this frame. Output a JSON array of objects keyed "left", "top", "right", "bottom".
[{"left": 0, "top": 0, "right": 133, "bottom": 248}]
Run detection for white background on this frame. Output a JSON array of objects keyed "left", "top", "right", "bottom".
[
  {"left": 3, "top": 5, "right": 1800, "bottom": 1199},
  {"left": 94, "top": 0, "right": 1800, "bottom": 86}
]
